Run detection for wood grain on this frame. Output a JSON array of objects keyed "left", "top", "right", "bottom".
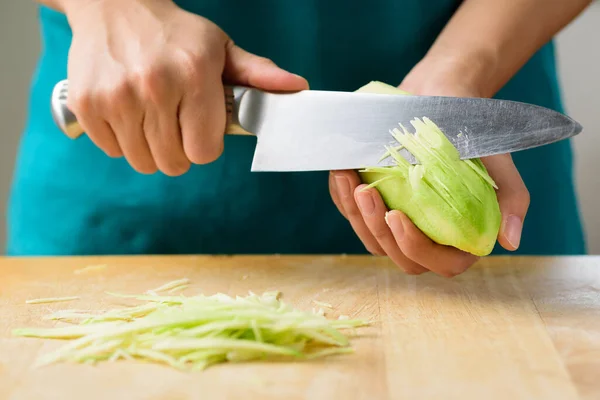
[{"left": 0, "top": 255, "right": 598, "bottom": 399}]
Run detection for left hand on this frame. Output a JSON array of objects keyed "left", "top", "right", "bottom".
[{"left": 329, "top": 60, "right": 530, "bottom": 277}]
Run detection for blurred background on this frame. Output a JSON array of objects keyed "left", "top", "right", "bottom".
[{"left": 1, "top": 2, "right": 599, "bottom": 254}]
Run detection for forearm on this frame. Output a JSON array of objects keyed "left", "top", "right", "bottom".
[
  {"left": 34, "top": 0, "right": 173, "bottom": 15},
  {"left": 402, "top": 0, "right": 592, "bottom": 97},
  {"left": 34, "top": 0, "right": 91, "bottom": 13}
]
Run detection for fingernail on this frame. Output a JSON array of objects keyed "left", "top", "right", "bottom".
[
  {"left": 356, "top": 192, "right": 375, "bottom": 216},
  {"left": 396, "top": 214, "right": 405, "bottom": 241},
  {"left": 335, "top": 175, "right": 350, "bottom": 199},
  {"left": 292, "top": 73, "right": 310, "bottom": 88},
  {"left": 386, "top": 211, "right": 404, "bottom": 241},
  {"left": 504, "top": 214, "right": 522, "bottom": 249},
  {"left": 292, "top": 72, "right": 307, "bottom": 82}
]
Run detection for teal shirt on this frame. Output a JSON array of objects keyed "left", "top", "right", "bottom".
[{"left": 6, "top": 1, "right": 586, "bottom": 256}]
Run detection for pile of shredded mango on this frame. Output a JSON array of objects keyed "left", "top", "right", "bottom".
[{"left": 13, "top": 279, "right": 369, "bottom": 371}]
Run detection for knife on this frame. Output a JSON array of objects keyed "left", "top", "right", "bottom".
[{"left": 50, "top": 79, "right": 582, "bottom": 171}]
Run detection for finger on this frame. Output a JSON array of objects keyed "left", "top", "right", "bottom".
[
  {"left": 180, "top": 70, "right": 225, "bottom": 165},
  {"left": 329, "top": 172, "right": 347, "bottom": 219},
  {"left": 67, "top": 87, "right": 123, "bottom": 158},
  {"left": 355, "top": 185, "right": 428, "bottom": 275},
  {"left": 386, "top": 210, "right": 479, "bottom": 278},
  {"left": 80, "top": 117, "right": 123, "bottom": 158},
  {"left": 143, "top": 102, "right": 190, "bottom": 176},
  {"left": 140, "top": 72, "right": 190, "bottom": 176},
  {"left": 224, "top": 41, "right": 309, "bottom": 91},
  {"left": 112, "top": 114, "right": 157, "bottom": 174},
  {"left": 481, "top": 154, "right": 530, "bottom": 251},
  {"left": 103, "top": 83, "right": 157, "bottom": 174},
  {"left": 332, "top": 171, "right": 385, "bottom": 256}
]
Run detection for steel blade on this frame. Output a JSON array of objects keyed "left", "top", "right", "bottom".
[{"left": 235, "top": 89, "right": 582, "bottom": 172}]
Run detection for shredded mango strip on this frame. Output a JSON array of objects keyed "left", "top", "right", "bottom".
[
  {"left": 146, "top": 278, "right": 191, "bottom": 294},
  {"left": 14, "top": 282, "right": 369, "bottom": 371},
  {"left": 312, "top": 300, "right": 333, "bottom": 309},
  {"left": 25, "top": 296, "right": 80, "bottom": 305},
  {"left": 74, "top": 264, "right": 107, "bottom": 275}
]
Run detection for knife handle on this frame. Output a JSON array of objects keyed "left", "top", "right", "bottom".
[{"left": 50, "top": 80, "right": 253, "bottom": 139}]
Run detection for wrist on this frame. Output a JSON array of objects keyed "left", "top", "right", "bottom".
[
  {"left": 400, "top": 47, "right": 500, "bottom": 98},
  {"left": 59, "top": 0, "right": 100, "bottom": 16}
]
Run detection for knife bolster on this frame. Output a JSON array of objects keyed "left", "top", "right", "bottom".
[{"left": 225, "top": 85, "right": 254, "bottom": 136}]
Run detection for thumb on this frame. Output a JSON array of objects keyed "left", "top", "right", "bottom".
[
  {"left": 223, "top": 41, "right": 309, "bottom": 91},
  {"left": 481, "top": 154, "right": 530, "bottom": 251}
]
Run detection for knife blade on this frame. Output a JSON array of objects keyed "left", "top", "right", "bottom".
[{"left": 51, "top": 80, "right": 582, "bottom": 172}]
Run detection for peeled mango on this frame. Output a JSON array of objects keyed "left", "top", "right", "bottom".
[{"left": 356, "top": 81, "right": 501, "bottom": 256}]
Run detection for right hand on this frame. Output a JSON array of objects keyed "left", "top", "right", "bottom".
[{"left": 65, "top": 0, "right": 308, "bottom": 175}]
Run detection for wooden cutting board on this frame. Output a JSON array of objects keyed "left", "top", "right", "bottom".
[{"left": 0, "top": 255, "right": 599, "bottom": 400}]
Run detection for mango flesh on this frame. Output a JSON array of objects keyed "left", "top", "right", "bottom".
[{"left": 356, "top": 81, "right": 501, "bottom": 256}]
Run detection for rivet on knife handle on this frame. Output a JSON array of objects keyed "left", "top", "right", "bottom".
[{"left": 50, "top": 80, "right": 253, "bottom": 139}]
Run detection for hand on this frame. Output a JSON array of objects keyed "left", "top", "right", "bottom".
[
  {"left": 329, "top": 62, "right": 530, "bottom": 277},
  {"left": 65, "top": 0, "right": 308, "bottom": 175}
]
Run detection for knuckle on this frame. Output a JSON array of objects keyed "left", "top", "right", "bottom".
[
  {"left": 68, "top": 90, "right": 93, "bottom": 116},
  {"left": 370, "top": 225, "right": 389, "bottom": 241},
  {"left": 112, "top": 80, "right": 134, "bottom": 102},
  {"left": 392, "top": 257, "right": 426, "bottom": 275},
  {"left": 517, "top": 187, "right": 531, "bottom": 207},
  {"left": 503, "top": 184, "right": 530, "bottom": 210},
  {"left": 102, "top": 78, "right": 130, "bottom": 97},
  {"left": 400, "top": 239, "right": 427, "bottom": 261},
  {"left": 101, "top": 80, "right": 134, "bottom": 112},
  {"left": 134, "top": 64, "right": 169, "bottom": 101},
  {"left": 345, "top": 205, "right": 363, "bottom": 221},
  {"left": 372, "top": 248, "right": 386, "bottom": 257},
  {"left": 255, "top": 56, "right": 276, "bottom": 67},
  {"left": 177, "top": 50, "right": 208, "bottom": 82},
  {"left": 365, "top": 246, "right": 383, "bottom": 256}
]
